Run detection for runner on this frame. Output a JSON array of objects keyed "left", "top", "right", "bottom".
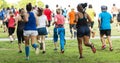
[
  {"left": 16, "top": 8, "right": 25, "bottom": 53},
  {"left": 53, "top": 8, "right": 65, "bottom": 53},
  {"left": 86, "top": 4, "right": 96, "bottom": 38},
  {"left": 68, "top": 8, "right": 76, "bottom": 38},
  {"left": 7, "top": 11, "right": 16, "bottom": 43},
  {"left": 44, "top": 4, "right": 52, "bottom": 27},
  {"left": 75, "top": 3, "right": 96, "bottom": 59},
  {"left": 98, "top": 5, "right": 113, "bottom": 51},
  {"left": 37, "top": 7, "right": 48, "bottom": 54},
  {"left": 117, "top": 9, "right": 120, "bottom": 32},
  {"left": 23, "top": 3, "right": 39, "bottom": 60}
]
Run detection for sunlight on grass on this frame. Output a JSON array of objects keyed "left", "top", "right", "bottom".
[{"left": 0, "top": 39, "right": 120, "bottom": 63}]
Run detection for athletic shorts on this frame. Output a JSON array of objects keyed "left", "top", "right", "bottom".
[
  {"left": 77, "top": 26, "right": 90, "bottom": 37},
  {"left": 100, "top": 29, "right": 111, "bottom": 36},
  {"left": 113, "top": 14, "right": 117, "bottom": 17},
  {"left": 69, "top": 24, "right": 76, "bottom": 30},
  {"left": 8, "top": 27, "right": 15, "bottom": 35},
  {"left": 37, "top": 27, "right": 48, "bottom": 35},
  {"left": 23, "top": 30, "right": 38, "bottom": 37}
]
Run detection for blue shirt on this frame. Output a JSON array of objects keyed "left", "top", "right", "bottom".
[
  {"left": 99, "top": 11, "right": 112, "bottom": 30},
  {"left": 24, "top": 12, "right": 37, "bottom": 30},
  {"left": 0, "top": 10, "right": 5, "bottom": 20},
  {"left": 63, "top": 9, "right": 67, "bottom": 17}
]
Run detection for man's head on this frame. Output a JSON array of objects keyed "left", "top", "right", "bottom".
[
  {"left": 45, "top": 5, "right": 49, "bottom": 8},
  {"left": 101, "top": 5, "right": 107, "bottom": 12}
]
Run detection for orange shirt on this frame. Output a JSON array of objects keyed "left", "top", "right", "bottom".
[{"left": 68, "top": 11, "right": 75, "bottom": 24}]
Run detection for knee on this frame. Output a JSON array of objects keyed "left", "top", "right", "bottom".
[{"left": 84, "top": 42, "right": 89, "bottom": 46}]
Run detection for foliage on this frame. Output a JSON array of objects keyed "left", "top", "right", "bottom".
[
  {"left": 37, "top": 0, "right": 44, "bottom": 8},
  {"left": 0, "top": 0, "right": 9, "bottom": 9},
  {"left": 18, "top": 0, "right": 44, "bottom": 8}
]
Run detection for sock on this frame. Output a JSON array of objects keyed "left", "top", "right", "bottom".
[
  {"left": 25, "top": 46, "right": 29, "bottom": 57},
  {"left": 9, "top": 36, "right": 13, "bottom": 41},
  {"left": 32, "top": 43, "right": 37, "bottom": 49}
]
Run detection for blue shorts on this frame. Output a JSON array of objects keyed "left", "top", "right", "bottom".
[
  {"left": 77, "top": 26, "right": 90, "bottom": 37},
  {"left": 37, "top": 27, "right": 48, "bottom": 35}
]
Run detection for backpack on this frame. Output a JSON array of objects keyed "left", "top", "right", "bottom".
[{"left": 117, "top": 12, "right": 120, "bottom": 22}]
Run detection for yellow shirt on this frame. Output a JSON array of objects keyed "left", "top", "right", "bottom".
[{"left": 86, "top": 8, "right": 95, "bottom": 21}]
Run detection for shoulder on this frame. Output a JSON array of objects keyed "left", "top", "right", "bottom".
[
  {"left": 107, "top": 12, "right": 111, "bottom": 15},
  {"left": 99, "top": 12, "right": 102, "bottom": 14}
]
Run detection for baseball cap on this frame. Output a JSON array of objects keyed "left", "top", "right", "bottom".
[{"left": 101, "top": 5, "right": 107, "bottom": 11}]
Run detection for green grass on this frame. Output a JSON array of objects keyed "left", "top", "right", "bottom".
[{"left": 0, "top": 39, "right": 120, "bottom": 63}]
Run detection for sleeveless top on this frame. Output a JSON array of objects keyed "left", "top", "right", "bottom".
[
  {"left": 8, "top": 16, "right": 15, "bottom": 28},
  {"left": 76, "top": 13, "right": 88, "bottom": 28},
  {"left": 24, "top": 12, "right": 37, "bottom": 30},
  {"left": 17, "top": 21, "right": 25, "bottom": 31},
  {"left": 17, "top": 15, "right": 25, "bottom": 31}
]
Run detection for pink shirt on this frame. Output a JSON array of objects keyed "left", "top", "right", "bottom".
[
  {"left": 44, "top": 8, "right": 52, "bottom": 21},
  {"left": 54, "top": 14, "right": 65, "bottom": 27}
]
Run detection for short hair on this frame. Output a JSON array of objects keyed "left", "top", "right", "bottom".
[
  {"left": 26, "top": 3, "right": 32, "bottom": 12},
  {"left": 56, "top": 4, "right": 58, "bottom": 7},
  {"left": 45, "top": 5, "right": 49, "bottom": 8},
  {"left": 113, "top": 4, "right": 115, "bottom": 6},
  {"left": 9, "top": 11, "right": 14, "bottom": 17},
  {"left": 71, "top": 8, "right": 74, "bottom": 10},
  {"left": 56, "top": 8, "right": 61, "bottom": 14},
  {"left": 88, "top": 4, "right": 92, "bottom": 8}
]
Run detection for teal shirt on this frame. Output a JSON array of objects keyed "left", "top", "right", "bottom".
[{"left": 99, "top": 11, "right": 112, "bottom": 30}]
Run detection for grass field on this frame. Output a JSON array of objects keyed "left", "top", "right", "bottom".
[
  {"left": 0, "top": 18, "right": 120, "bottom": 63},
  {"left": 0, "top": 39, "right": 120, "bottom": 63}
]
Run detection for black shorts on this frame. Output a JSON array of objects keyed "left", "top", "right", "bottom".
[
  {"left": 69, "top": 24, "right": 76, "bottom": 30},
  {"left": 8, "top": 27, "right": 15, "bottom": 35},
  {"left": 77, "top": 26, "right": 90, "bottom": 37},
  {"left": 17, "top": 30, "right": 24, "bottom": 43},
  {"left": 100, "top": 29, "right": 111, "bottom": 36},
  {"left": 113, "top": 14, "right": 117, "bottom": 17}
]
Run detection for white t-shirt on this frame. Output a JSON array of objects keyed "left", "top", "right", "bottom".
[{"left": 37, "top": 15, "right": 47, "bottom": 28}]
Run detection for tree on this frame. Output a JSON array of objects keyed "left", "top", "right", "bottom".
[
  {"left": 0, "top": 1, "right": 3, "bottom": 8},
  {"left": 37, "top": 0, "right": 44, "bottom": 8},
  {"left": 18, "top": 0, "right": 44, "bottom": 8},
  {"left": 0, "top": 0, "right": 9, "bottom": 9}
]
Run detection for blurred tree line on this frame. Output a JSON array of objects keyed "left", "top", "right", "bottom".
[
  {"left": 0, "top": 0, "right": 44, "bottom": 9},
  {"left": 0, "top": 0, "right": 9, "bottom": 9}
]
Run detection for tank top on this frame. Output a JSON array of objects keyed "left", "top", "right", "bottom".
[
  {"left": 24, "top": 12, "right": 37, "bottom": 30},
  {"left": 76, "top": 13, "right": 88, "bottom": 28},
  {"left": 17, "top": 21, "right": 25, "bottom": 31},
  {"left": 8, "top": 16, "right": 15, "bottom": 28}
]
